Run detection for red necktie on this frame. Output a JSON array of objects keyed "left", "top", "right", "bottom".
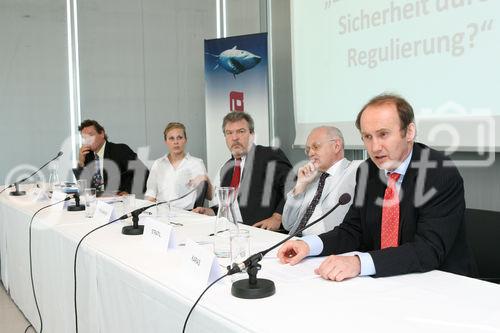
[
  {"left": 229, "top": 158, "right": 241, "bottom": 189},
  {"left": 381, "top": 172, "right": 401, "bottom": 249}
]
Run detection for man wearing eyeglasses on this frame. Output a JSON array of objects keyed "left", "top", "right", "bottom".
[
  {"left": 193, "top": 112, "right": 292, "bottom": 229},
  {"left": 282, "top": 126, "right": 359, "bottom": 235}
]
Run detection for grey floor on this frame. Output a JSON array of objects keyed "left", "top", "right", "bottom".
[{"left": 0, "top": 282, "right": 32, "bottom": 333}]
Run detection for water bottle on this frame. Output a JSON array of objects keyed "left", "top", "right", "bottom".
[{"left": 47, "top": 161, "right": 60, "bottom": 193}]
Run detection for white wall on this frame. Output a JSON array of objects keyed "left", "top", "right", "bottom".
[
  {"left": 0, "top": 0, "right": 72, "bottom": 185},
  {"left": 1, "top": 0, "right": 217, "bottom": 186},
  {"left": 77, "top": 0, "right": 216, "bottom": 168}
]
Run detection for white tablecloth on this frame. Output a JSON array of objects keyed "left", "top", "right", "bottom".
[{"left": 1, "top": 185, "right": 500, "bottom": 333}]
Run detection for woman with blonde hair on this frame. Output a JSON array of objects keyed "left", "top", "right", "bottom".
[{"left": 145, "top": 122, "right": 212, "bottom": 209}]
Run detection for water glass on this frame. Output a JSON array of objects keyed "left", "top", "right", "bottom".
[
  {"left": 77, "top": 179, "right": 87, "bottom": 193},
  {"left": 156, "top": 202, "right": 171, "bottom": 219},
  {"left": 84, "top": 188, "right": 97, "bottom": 218},
  {"left": 230, "top": 229, "right": 250, "bottom": 281},
  {"left": 47, "top": 161, "right": 60, "bottom": 192}
]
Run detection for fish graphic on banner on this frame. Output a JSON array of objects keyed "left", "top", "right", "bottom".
[
  {"left": 207, "top": 46, "right": 262, "bottom": 78},
  {"left": 204, "top": 33, "right": 270, "bottom": 188}
]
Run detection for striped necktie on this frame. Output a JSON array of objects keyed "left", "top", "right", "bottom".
[
  {"left": 91, "top": 154, "right": 104, "bottom": 191},
  {"left": 293, "top": 172, "right": 330, "bottom": 236}
]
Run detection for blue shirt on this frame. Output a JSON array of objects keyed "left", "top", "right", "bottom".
[{"left": 302, "top": 150, "right": 413, "bottom": 276}]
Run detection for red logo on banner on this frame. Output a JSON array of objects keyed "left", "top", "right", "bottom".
[{"left": 229, "top": 91, "right": 244, "bottom": 112}]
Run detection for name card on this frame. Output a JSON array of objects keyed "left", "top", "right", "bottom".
[
  {"left": 143, "top": 217, "right": 176, "bottom": 252},
  {"left": 93, "top": 200, "right": 116, "bottom": 224},
  {"left": 50, "top": 191, "right": 68, "bottom": 210},
  {"left": 179, "top": 238, "right": 222, "bottom": 287}
]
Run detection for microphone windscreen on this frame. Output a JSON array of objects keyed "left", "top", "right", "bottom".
[
  {"left": 57, "top": 151, "right": 64, "bottom": 157},
  {"left": 338, "top": 193, "right": 351, "bottom": 205}
]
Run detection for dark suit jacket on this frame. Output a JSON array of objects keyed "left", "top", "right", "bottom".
[
  {"left": 319, "top": 143, "right": 476, "bottom": 278},
  {"left": 73, "top": 141, "right": 148, "bottom": 195},
  {"left": 218, "top": 145, "right": 292, "bottom": 226}
]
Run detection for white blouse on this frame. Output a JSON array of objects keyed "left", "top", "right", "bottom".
[{"left": 145, "top": 153, "right": 207, "bottom": 209}]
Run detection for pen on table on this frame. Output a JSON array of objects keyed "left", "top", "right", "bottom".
[
  {"left": 109, "top": 200, "right": 124, "bottom": 204},
  {"left": 209, "top": 228, "right": 229, "bottom": 236},
  {"left": 169, "top": 221, "right": 183, "bottom": 226},
  {"left": 178, "top": 240, "right": 211, "bottom": 246}
]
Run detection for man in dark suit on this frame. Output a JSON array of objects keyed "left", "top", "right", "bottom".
[
  {"left": 73, "top": 119, "right": 148, "bottom": 196},
  {"left": 193, "top": 112, "right": 292, "bottom": 228},
  {"left": 278, "top": 94, "right": 476, "bottom": 280}
]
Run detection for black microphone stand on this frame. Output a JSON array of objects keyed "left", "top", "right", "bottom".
[
  {"left": 67, "top": 193, "right": 86, "bottom": 212},
  {"left": 7, "top": 151, "right": 63, "bottom": 196},
  {"left": 124, "top": 213, "right": 144, "bottom": 235},
  {"left": 121, "top": 186, "right": 198, "bottom": 235},
  {"left": 122, "top": 211, "right": 144, "bottom": 235},
  {"left": 121, "top": 202, "right": 162, "bottom": 235},
  {"left": 228, "top": 193, "right": 352, "bottom": 299},
  {"left": 10, "top": 182, "right": 26, "bottom": 196}
]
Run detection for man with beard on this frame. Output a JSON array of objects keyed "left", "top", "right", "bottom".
[{"left": 193, "top": 112, "right": 292, "bottom": 230}]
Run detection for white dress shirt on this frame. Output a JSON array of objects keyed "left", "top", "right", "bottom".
[
  {"left": 145, "top": 153, "right": 207, "bottom": 210},
  {"left": 282, "top": 158, "right": 360, "bottom": 235}
]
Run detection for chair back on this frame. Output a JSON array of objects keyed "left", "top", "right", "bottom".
[
  {"left": 465, "top": 208, "right": 500, "bottom": 283},
  {"left": 193, "top": 181, "right": 208, "bottom": 208}
]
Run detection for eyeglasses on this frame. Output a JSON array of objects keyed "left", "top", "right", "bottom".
[{"left": 304, "top": 139, "right": 337, "bottom": 155}]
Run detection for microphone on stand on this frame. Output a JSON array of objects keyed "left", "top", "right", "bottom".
[
  {"left": 2, "top": 151, "right": 64, "bottom": 196},
  {"left": 120, "top": 201, "right": 164, "bottom": 235},
  {"left": 121, "top": 186, "right": 198, "bottom": 235},
  {"left": 67, "top": 192, "right": 86, "bottom": 212},
  {"left": 227, "top": 193, "right": 352, "bottom": 299}
]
